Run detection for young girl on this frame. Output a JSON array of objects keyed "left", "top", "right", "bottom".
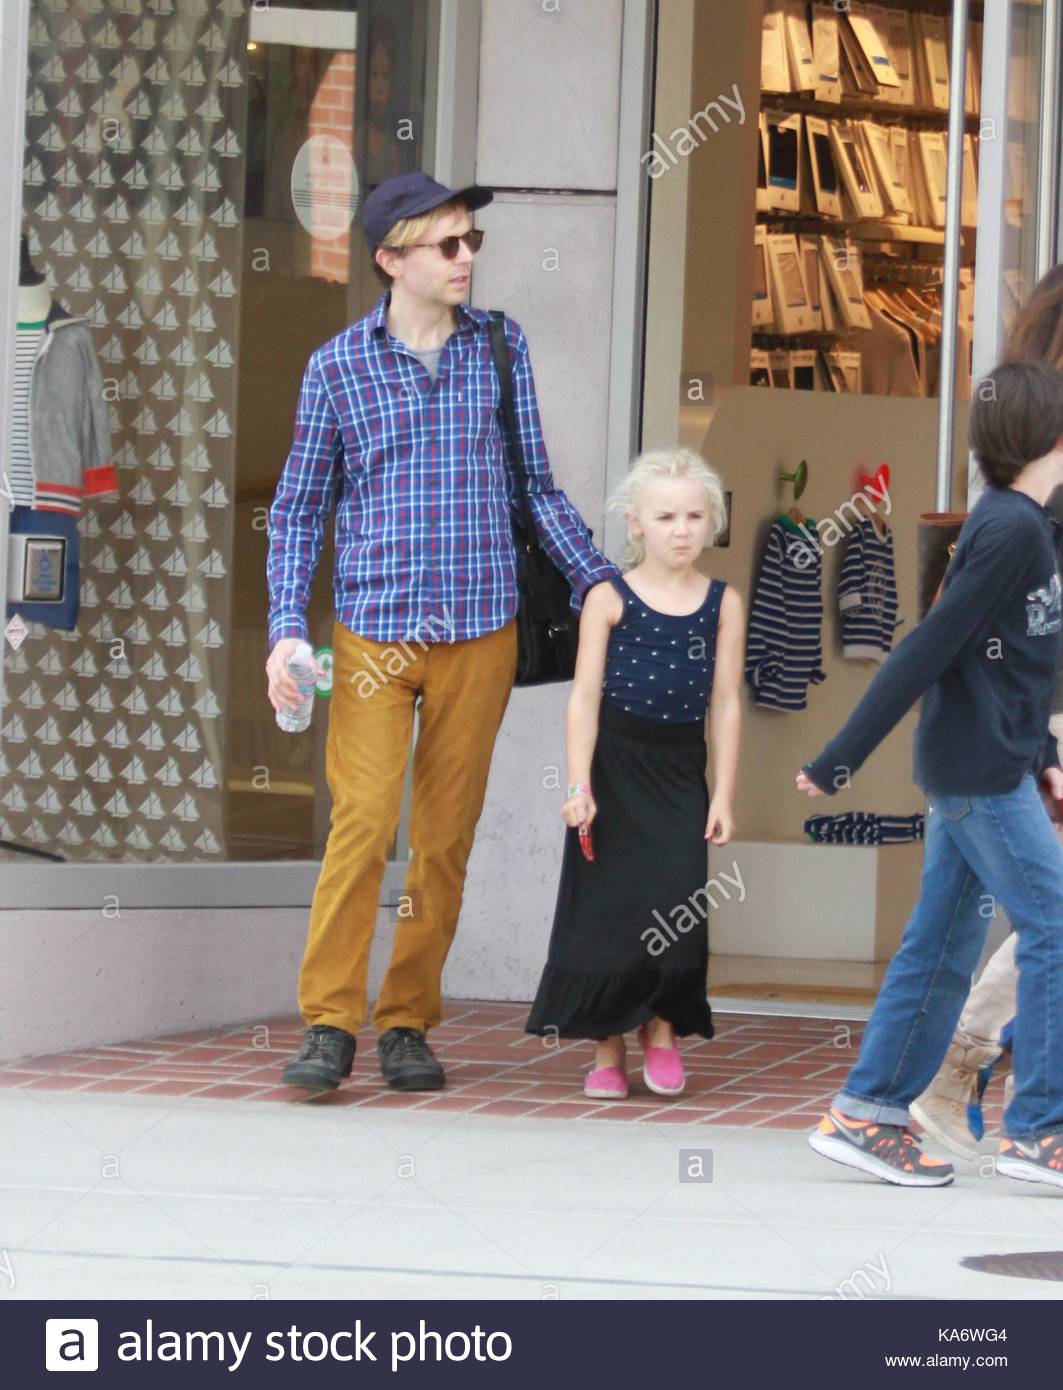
[{"left": 525, "top": 448, "right": 744, "bottom": 1099}]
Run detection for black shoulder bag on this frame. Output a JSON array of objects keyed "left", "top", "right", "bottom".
[{"left": 487, "top": 310, "right": 582, "bottom": 686}]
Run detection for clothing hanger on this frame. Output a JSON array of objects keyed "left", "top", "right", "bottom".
[{"left": 779, "top": 459, "right": 809, "bottom": 525}]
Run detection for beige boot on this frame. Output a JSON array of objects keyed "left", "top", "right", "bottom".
[{"left": 910, "top": 1031, "right": 1001, "bottom": 1160}]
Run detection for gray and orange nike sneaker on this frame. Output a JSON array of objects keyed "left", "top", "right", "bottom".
[
  {"left": 996, "top": 1132, "right": 1063, "bottom": 1189},
  {"left": 809, "top": 1105, "right": 955, "bottom": 1187}
]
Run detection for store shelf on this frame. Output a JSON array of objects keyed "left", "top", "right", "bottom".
[
  {"left": 759, "top": 91, "right": 979, "bottom": 128},
  {"left": 852, "top": 221, "right": 945, "bottom": 244},
  {"left": 755, "top": 210, "right": 976, "bottom": 246}
]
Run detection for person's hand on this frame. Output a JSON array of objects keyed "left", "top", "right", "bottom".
[
  {"left": 1040, "top": 766, "right": 1063, "bottom": 824},
  {"left": 705, "top": 797, "right": 733, "bottom": 845},
  {"left": 266, "top": 638, "right": 320, "bottom": 713},
  {"left": 562, "top": 792, "right": 596, "bottom": 830},
  {"left": 1041, "top": 766, "right": 1063, "bottom": 802},
  {"left": 795, "top": 769, "right": 824, "bottom": 797}
]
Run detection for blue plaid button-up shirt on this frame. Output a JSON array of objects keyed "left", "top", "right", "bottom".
[{"left": 266, "top": 293, "right": 620, "bottom": 649}]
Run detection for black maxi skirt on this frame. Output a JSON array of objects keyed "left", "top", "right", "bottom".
[{"left": 526, "top": 699, "right": 715, "bottom": 1041}]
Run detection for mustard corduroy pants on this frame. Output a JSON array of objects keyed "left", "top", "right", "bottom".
[{"left": 296, "top": 615, "right": 519, "bottom": 1037}]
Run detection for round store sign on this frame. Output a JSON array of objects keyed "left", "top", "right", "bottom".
[{"left": 291, "top": 135, "right": 360, "bottom": 241}]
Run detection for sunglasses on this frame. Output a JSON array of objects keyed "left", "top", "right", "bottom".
[{"left": 392, "top": 229, "right": 485, "bottom": 260}]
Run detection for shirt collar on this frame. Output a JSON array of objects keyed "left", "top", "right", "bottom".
[{"left": 369, "top": 291, "right": 481, "bottom": 338}]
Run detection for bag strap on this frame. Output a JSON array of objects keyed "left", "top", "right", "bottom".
[{"left": 488, "top": 310, "right": 540, "bottom": 552}]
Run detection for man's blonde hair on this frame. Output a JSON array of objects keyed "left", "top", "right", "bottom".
[
  {"left": 608, "top": 448, "right": 727, "bottom": 569},
  {"left": 371, "top": 196, "right": 469, "bottom": 286}
]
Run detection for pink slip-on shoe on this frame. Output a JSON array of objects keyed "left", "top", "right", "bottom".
[
  {"left": 638, "top": 1024, "right": 685, "bottom": 1096},
  {"left": 584, "top": 1065, "right": 629, "bottom": 1100}
]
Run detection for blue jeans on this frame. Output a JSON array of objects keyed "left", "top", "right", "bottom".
[{"left": 836, "top": 773, "right": 1063, "bottom": 1142}]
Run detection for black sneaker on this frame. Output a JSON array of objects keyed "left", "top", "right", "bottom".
[
  {"left": 281, "top": 1025, "right": 356, "bottom": 1092},
  {"left": 377, "top": 1027, "right": 445, "bottom": 1091}
]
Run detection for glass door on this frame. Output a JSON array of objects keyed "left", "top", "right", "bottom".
[{"left": 0, "top": 0, "right": 436, "bottom": 902}]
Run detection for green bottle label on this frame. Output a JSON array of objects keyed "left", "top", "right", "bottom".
[{"left": 314, "top": 646, "right": 333, "bottom": 697}]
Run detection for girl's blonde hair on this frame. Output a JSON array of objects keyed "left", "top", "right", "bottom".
[{"left": 608, "top": 448, "right": 727, "bottom": 569}]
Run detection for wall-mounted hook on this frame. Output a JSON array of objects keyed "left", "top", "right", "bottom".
[{"left": 778, "top": 458, "right": 808, "bottom": 500}]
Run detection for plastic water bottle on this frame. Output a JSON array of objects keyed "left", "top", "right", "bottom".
[{"left": 276, "top": 640, "right": 318, "bottom": 733}]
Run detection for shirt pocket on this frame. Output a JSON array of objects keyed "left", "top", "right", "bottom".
[{"left": 450, "top": 356, "right": 500, "bottom": 438}]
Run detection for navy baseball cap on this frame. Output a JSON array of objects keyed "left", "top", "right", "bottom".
[{"left": 361, "top": 172, "right": 493, "bottom": 250}]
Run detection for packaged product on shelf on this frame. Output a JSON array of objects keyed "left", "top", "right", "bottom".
[
  {"left": 844, "top": 4, "right": 901, "bottom": 92},
  {"left": 790, "top": 347, "right": 819, "bottom": 390},
  {"left": 766, "top": 231, "right": 820, "bottom": 335},
  {"left": 761, "top": 1, "right": 791, "bottom": 92},
  {"left": 756, "top": 113, "right": 773, "bottom": 211},
  {"left": 961, "top": 134, "right": 979, "bottom": 227},
  {"left": 811, "top": 3, "right": 842, "bottom": 102},
  {"left": 765, "top": 110, "right": 803, "bottom": 212},
  {"left": 799, "top": 233, "right": 826, "bottom": 331},
  {"left": 769, "top": 348, "right": 794, "bottom": 388},
  {"left": 753, "top": 224, "right": 774, "bottom": 327},
  {"left": 873, "top": 6, "right": 916, "bottom": 106},
  {"left": 916, "top": 129, "right": 948, "bottom": 228},
  {"left": 782, "top": 0, "right": 816, "bottom": 91},
  {"left": 820, "top": 236, "right": 872, "bottom": 331},
  {"left": 913, "top": 12, "right": 950, "bottom": 112},
  {"left": 830, "top": 118, "right": 884, "bottom": 219},
  {"left": 804, "top": 114, "right": 842, "bottom": 218},
  {"left": 861, "top": 120, "right": 913, "bottom": 218}
]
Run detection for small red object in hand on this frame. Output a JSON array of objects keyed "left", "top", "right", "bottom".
[{"left": 578, "top": 824, "right": 594, "bottom": 862}]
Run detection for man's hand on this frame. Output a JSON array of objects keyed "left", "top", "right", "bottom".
[
  {"left": 795, "top": 769, "right": 824, "bottom": 797},
  {"left": 266, "top": 638, "right": 319, "bottom": 713}
]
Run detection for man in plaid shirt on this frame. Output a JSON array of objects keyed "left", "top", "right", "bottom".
[{"left": 266, "top": 173, "right": 620, "bottom": 1093}]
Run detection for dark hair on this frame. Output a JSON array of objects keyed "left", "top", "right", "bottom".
[
  {"left": 1002, "top": 265, "right": 1063, "bottom": 368},
  {"left": 969, "top": 360, "right": 1063, "bottom": 487}
]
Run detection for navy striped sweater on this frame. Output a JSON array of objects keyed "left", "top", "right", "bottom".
[
  {"left": 838, "top": 516, "right": 901, "bottom": 661},
  {"left": 745, "top": 515, "right": 826, "bottom": 711}
]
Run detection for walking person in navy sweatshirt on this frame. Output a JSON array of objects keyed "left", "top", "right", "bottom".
[{"left": 797, "top": 360, "right": 1063, "bottom": 1189}]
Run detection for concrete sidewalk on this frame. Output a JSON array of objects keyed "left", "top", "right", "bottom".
[{"left": 3, "top": 1089, "right": 1062, "bottom": 1300}]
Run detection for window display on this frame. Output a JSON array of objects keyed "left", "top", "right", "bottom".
[{"left": 753, "top": 1, "right": 981, "bottom": 397}]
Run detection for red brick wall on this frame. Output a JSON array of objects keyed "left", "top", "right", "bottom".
[{"left": 308, "top": 50, "right": 355, "bottom": 283}]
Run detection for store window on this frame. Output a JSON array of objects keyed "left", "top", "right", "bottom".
[
  {"left": 229, "top": 1, "right": 430, "bottom": 860},
  {"left": 2, "top": 0, "right": 433, "bottom": 866},
  {"left": 751, "top": 2, "right": 981, "bottom": 399},
  {"left": 641, "top": 0, "right": 989, "bottom": 1007},
  {"left": 991, "top": 1, "right": 1051, "bottom": 346}
]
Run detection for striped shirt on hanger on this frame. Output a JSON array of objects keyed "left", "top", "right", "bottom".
[
  {"left": 838, "top": 515, "right": 901, "bottom": 661},
  {"left": 8, "top": 322, "right": 45, "bottom": 508},
  {"left": 745, "top": 514, "right": 827, "bottom": 711}
]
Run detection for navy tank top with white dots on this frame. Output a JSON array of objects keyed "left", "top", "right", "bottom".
[{"left": 601, "top": 573, "right": 727, "bottom": 723}]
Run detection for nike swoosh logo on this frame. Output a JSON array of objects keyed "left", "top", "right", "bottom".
[{"left": 1008, "top": 1138, "right": 1041, "bottom": 1160}]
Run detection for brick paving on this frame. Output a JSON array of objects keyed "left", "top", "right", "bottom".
[{"left": 0, "top": 1001, "right": 1006, "bottom": 1133}]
